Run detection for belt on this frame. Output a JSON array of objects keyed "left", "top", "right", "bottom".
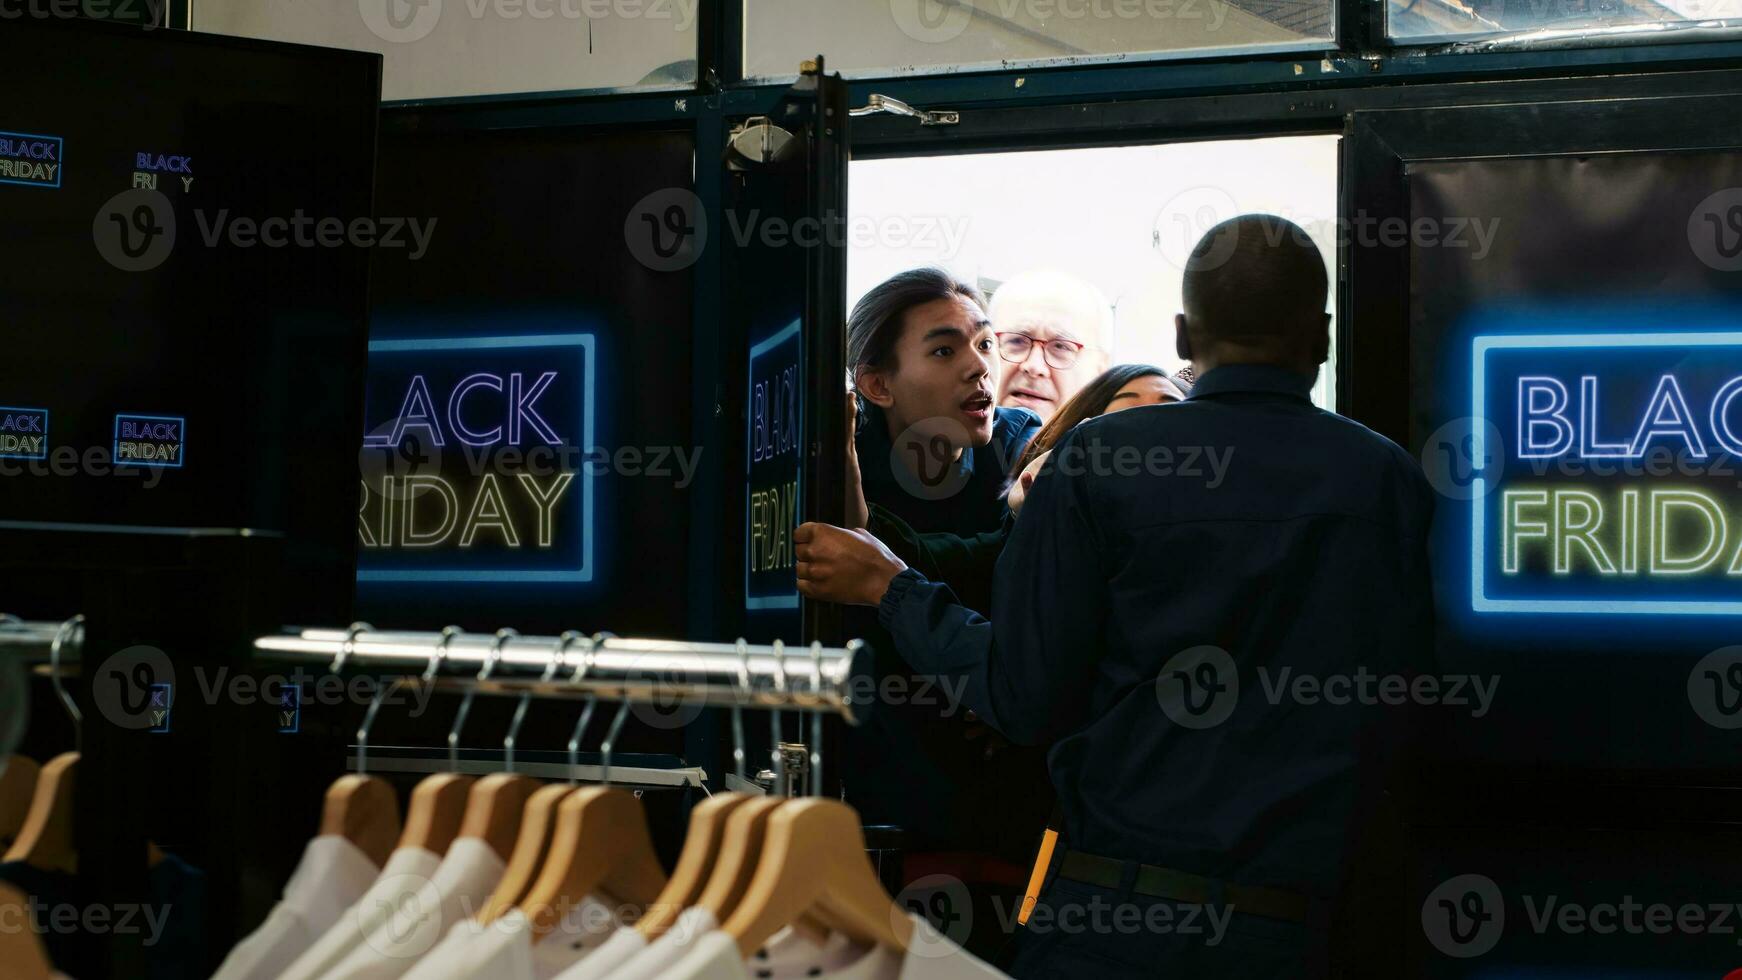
[{"left": 1054, "top": 850, "right": 1327, "bottom": 928}]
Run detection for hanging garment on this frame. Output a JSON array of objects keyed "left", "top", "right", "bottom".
[
  {"left": 593, "top": 906, "right": 866, "bottom": 980},
  {"left": 209, "top": 835, "right": 379, "bottom": 980},
  {"left": 662, "top": 914, "right": 1010, "bottom": 980},
  {"left": 544, "top": 920, "right": 645, "bottom": 980},
  {"left": 397, "top": 897, "right": 619, "bottom": 980},
  {"left": 321, "top": 837, "right": 507, "bottom": 980},
  {"left": 276, "top": 846, "right": 443, "bottom": 980}
]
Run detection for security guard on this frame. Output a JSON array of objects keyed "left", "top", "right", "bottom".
[{"left": 797, "top": 215, "right": 1436, "bottom": 977}]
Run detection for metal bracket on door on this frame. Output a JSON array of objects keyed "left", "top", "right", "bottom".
[
  {"left": 727, "top": 115, "right": 799, "bottom": 170},
  {"left": 849, "top": 94, "right": 960, "bottom": 127}
]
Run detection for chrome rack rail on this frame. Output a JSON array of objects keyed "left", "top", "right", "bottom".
[
  {"left": 256, "top": 626, "right": 868, "bottom": 796},
  {"left": 0, "top": 616, "right": 84, "bottom": 665},
  {"left": 343, "top": 746, "right": 711, "bottom": 790},
  {"left": 252, "top": 628, "right": 870, "bottom": 724}
]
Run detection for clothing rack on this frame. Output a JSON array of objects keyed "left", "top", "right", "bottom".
[
  {"left": 0, "top": 616, "right": 83, "bottom": 663},
  {"left": 252, "top": 628, "right": 871, "bottom": 723},
  {"left": 343, "top": 746, "right": 711, "bottom": 790}
]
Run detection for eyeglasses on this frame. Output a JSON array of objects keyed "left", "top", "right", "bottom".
[{"left": 996, "top": 332, "right": 1088, "bottom": 371}]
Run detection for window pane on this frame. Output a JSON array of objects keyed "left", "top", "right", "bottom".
[
  {"left": 744, "top": 0, "right": 1333, "bottom": 81},
  {"left": 1388, "top": 0, "right": 1742, "bottom": 43},
  {"left": 849, "top": 136, "right": 1341, "bottom": 410},
  {"left": 195, "top": 0, "right": 697, "bottom": 101}
]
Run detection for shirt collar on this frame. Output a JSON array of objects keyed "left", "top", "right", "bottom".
[{"left": 1186, "top": 363, "right": 1317, "bottom": 402}]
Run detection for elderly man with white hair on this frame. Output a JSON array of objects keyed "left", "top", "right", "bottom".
[{"left": 988, "top": 268, "right": 1114, "bottom": 422}]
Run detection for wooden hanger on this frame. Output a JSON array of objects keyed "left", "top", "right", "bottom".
[
  {"left": 722, "top": 798, "right": 913, "bottom": 959},
  {"left": 636, "top": 792, "right": 752, "bottom": 938},
  {"left": 457, "top": 773, "right": 540, "bottom": 862},
  {"left": 692, "top": 795, "right": 831, "bottom": 945},
  {"left": 318, "top": 774, "right": 401, "bottom": 868},
  {"left": 0, "top": 755, "right": 41, "bottom": 852},
  {"left": 474, "top": 782, "right": 574, "bottom": 924},
  {"left": 3, "top": 751, "right": 78, "bottom": 873},
  {"left": 691, "top": 795, "right": 784, "bottom": 922},
  {"left": 518, "top": 787, "right": 668, "bottom": 940},
  {"left": 397, "top": 773, "right": 475, "bottom": 856},
  {"left": 0, "top": 882, "right": 51, "bottom": 980}
]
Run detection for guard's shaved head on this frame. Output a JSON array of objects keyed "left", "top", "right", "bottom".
[{"left": 1176, "top": 214, "right": 1331, "bottom": 377}]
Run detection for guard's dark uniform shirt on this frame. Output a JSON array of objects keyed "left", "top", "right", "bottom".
[
  {"left": 879, "top": 364, "right": 1436, "bottom": 896},
  {"left": 843, "top": 403, "right": 1046, "bottom": 859}
]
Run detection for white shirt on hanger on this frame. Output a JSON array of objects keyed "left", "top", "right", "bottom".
[
  {"left": 547, "top": 907, "right": 856, "bottom": 980},
  {"left": 277, "top": 845, "right": 443, "bottom": 980},
  {"left": 661, "top": 914, "right": 1010, "bottom": 980},
  {"left": 320, "top": 836, "right": 508, "bottom": 980},
  {"left": 397, "top": 897, "right": 620, "bottom": 980},
  {"left": 546, "top": 922, "right": 645, "bottom": 980},
  {"left": 597, "top": 906, "right": 715, "bottom": 980},
  {"left": 209, "top": 835, "right": 379, "bottom": 980}
]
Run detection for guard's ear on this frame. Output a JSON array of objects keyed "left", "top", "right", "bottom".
[
  {"left": 855, "top": 365, "right": 896, "bottom": 411},
  {"left": 1174, "top": 313, "right": 1193, "bottom": 364}
]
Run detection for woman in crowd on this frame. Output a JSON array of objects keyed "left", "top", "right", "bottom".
[{"left": 866, "top": 363, "right": 1189, "bottom": 612}]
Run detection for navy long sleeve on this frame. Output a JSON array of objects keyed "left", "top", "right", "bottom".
[{"left": 876, "top": 364, "right": 1437, "bottom": 896}]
